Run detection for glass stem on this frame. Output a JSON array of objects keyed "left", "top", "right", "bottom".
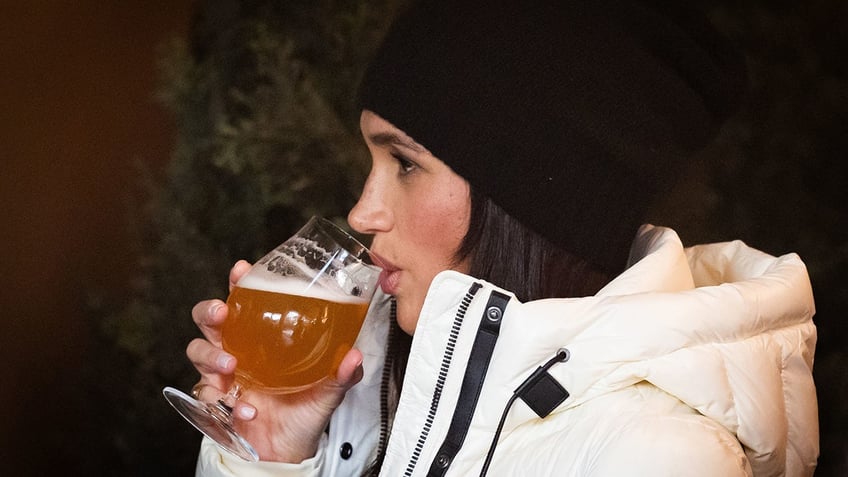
[{"left": 210, "top": 382, "right": 244, "bottom": 426}]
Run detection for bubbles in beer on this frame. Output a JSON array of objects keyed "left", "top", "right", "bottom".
[
  {"left": 221, "top": 218, "right": 379, "bottom": 392},
  {"left": 222, "top": 274, "right": 370, "bottom": 392}
]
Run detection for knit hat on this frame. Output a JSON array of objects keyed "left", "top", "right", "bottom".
[{"left": 358, "top": 0, "right": 746, "bottom": 274}]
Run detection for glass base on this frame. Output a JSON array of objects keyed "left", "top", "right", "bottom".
[{"left": 163, "top": 386, "right": 259, "bottom": 462}]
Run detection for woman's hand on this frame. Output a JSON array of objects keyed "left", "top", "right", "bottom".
[{"left": 187, "top": 260, "right": 365, "bottom": 462}]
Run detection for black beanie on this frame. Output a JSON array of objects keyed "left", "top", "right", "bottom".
[{"left": 358, "top": 0, "right": 747, "bottom": 274}]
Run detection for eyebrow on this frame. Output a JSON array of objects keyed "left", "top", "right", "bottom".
[{"left": 368, "top": 132, "right": 426, "bottom": 153}]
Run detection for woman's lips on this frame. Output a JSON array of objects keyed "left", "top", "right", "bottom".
[
  {"left": 369, "top": 252, "right": 400, "bottom": 295},
  {"left": 379, "top": 269, "right": 401, "bottom": 295}
]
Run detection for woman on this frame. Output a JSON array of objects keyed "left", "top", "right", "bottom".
[{"left": 188, "top": 1, "right": 819, "bottom": 475}]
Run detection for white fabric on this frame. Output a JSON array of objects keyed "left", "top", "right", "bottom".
[{"left": 197, "top": 225, "right": 818, "bottom": 476}]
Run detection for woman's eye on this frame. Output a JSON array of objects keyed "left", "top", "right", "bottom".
[{"left": 393, "top": 153, "right": 417, "bottom": 176}]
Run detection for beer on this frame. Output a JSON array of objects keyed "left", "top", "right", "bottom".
[
  {"left": 222, "top": 275, "right": 370, "bottom": 392},
  {"left": 162, "top": 217, "right": 380, "bottom": 461}
]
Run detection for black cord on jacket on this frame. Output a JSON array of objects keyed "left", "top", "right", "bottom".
[{"left": 479, "top": 348, "right": 571, "bottom": 477}]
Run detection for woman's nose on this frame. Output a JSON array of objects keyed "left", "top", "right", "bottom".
[{"left": 348, "top": 175, "right": 391, "bottom": 235}]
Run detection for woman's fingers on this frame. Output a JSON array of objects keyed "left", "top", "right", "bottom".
[
  {"left": 232, "top": 401, "right": 258, "bottom": 421},
  {"left": 191, "top": 299, "right": 227, "bottom": 346},
  {"left": 187, "top": 338, "right": 235, "bottom": 374},
  {"left": 182, "top": 261, "right": 258, "bottom": 413},
  {"left": 334, "top": 348, "right": 365, "bottom": 389},
  {"left": 229, "top": 260, "right": 252, "bottom": 291},
  {"left": 191, "top": 261, "right": 251, "bottom": 345},
  {"left": 191, "top": 259, "right": 249, "bottom": 346},
  {"left": 186, "top": 337, "right": 237, "bottom": 407}
]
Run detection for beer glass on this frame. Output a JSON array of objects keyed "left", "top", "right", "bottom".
[{"left": 162, "top": 216, "right": 381, "bottom": 461}]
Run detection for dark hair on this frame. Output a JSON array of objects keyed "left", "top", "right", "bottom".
[
  {"left": 457, "top": 189, "right": 613, "bottom": 301},
  {"left": 364, "top": 189, "right": 612, "bottom": 475}
]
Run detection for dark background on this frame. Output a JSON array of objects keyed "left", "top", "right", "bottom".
[
  {"left": 0, "top": 0, "right": 194, "bottom": 473},
  {"left": 1, "top": 1, "right": 845, "bottom": 475}
]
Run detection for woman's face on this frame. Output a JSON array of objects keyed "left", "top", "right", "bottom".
[{"left": 348, "top": 110, "right": 472, "bottom": 334}]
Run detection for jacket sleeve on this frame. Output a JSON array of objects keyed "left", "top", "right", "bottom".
[{"left": 195, "top": 435, "right": 327, "bottom": 477}]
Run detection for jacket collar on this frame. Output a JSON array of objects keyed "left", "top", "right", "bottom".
[{"left": 388, "top": 224, "right": 815, "bottom": 476}]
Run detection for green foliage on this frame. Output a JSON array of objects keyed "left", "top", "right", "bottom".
[{"left": 82, "top": 1, "right": 406, "bottom": 474}]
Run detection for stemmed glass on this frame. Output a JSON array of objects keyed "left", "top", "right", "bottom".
[{"left": 163, "top": 216, "right": 381, "bottom": 461}]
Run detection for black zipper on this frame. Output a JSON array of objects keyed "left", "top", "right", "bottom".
[
  {"left": 373, "top": 300, "right": 398, "bottom": 471},
  {"left": 402, "top": 282, "right": 482, "bottom": 476}
]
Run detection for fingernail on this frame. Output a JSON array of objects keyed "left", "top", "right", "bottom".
[
  {"left": 239, "top": 406, "right": 256, "bottom": 419},
  {"left": 210, "top": 303, "right": 223, "bottom": 317},
  {"left": 217, "top": 354, "right": 234, "bottom": 370}
]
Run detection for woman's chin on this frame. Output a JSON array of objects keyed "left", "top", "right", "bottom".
[{"left": 394, "top": 301, "right": 419, "bottom": 336}]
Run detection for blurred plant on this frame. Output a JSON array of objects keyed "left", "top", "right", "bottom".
[{"left": 82, "top": 1, "right": 405, "bottom": 474}]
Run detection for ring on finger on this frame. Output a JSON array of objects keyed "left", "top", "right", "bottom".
[{"left": 191, "top": 382, "right": 208, "bottom": 400}]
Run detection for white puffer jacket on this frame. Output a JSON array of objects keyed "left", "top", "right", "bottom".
[{"left": 197, "top": 225, "right": 819, "bottom": 476}]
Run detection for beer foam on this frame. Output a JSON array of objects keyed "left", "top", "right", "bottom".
[{"left": 238, "top": 272, "right": 369, "bottom": 304}]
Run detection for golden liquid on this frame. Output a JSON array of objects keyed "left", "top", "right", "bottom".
[{"left": 222, "top": 286, "right": 370, "bottom": 392}]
